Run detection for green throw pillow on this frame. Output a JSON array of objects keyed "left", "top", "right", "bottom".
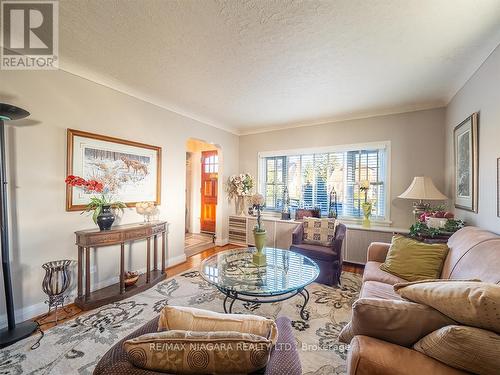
[{"left": 379, "top": 235, "right": 449, "bottom": 281}]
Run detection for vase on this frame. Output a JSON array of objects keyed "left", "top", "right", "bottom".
[
  {"left": 97, "top": 205, "right": 115, "bottom": 231},
  {"left": 253, "top": 229, "right": 267, "bottom": 266},
  {"left": 234, "top": 196, "right": 245, "bottom": 216},
  {"left": 362, "top": 202, "right": 372, "bottom": 228}
]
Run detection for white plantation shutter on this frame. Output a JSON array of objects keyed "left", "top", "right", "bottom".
[{"left": 260, "top": 144, "right": 389, "bottom": 221}]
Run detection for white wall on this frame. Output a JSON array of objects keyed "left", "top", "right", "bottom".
[
  {"left": 445, "top": 44, "right": 500, "bottom": 233},
  {"left": 239, "top": 108, "right": 447, "bottom": 228},
  {"left": 0, "top": 69, "right": 238, "bottom": 326}
]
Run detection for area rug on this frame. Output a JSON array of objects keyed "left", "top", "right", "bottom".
[{"left": 0, "top": 269, "right": 361, "bottom": 375}]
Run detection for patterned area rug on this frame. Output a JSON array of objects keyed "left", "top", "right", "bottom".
[{"left": 0, "top": 269, "right": 361, "bottom": 375}]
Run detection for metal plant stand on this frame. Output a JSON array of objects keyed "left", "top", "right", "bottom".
[{"left": 40, "top": 260, "right": 73, "bottom": 325}]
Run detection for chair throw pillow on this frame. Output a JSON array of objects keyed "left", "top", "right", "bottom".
[
  {"left": 394, "top": 280, "right": 500, "bottom": 334},
  {"left": 337, "top": 297, "right": 455, "bottom": 347},
  {"left": 158, "top": 305, "right": 278, "bottom": 344},
  {"left": 379, "top": 235, "right": 449, "bottom": 281},
  {"left": 124, "top": 330, "right": 272, "bottom": 374},
  {"left": 414, "top": 325, "right": 500, "bottom": 375},
  {"left": 303, "top": 217, "right": 337, "bottom": 246}
]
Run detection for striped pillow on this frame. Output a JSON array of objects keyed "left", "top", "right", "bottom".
[{"left": 414, "top": 325, "right": 500, "bottom": 375}]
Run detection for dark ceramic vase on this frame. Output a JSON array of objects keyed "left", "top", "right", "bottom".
[{"left": 96, "top": 205, "right": 115, "bottom": 231}]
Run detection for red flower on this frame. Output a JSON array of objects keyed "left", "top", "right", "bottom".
[
  {"left": 65, "top": 175, "right": 105, "bottom": 193},
  {"left": 75, "top": 177, "right": 85, "bottom": 186}
]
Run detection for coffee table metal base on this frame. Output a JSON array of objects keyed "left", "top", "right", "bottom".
[{"left": 218, "top": 287, "right": 310, "bottom": 320}]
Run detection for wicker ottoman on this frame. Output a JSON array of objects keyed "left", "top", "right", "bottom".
[{"left": 94, "top": 316, "right": 301, "bottom": 375}]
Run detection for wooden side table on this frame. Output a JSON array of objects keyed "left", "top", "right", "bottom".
[{"left": 74, "top": 221, "right": 168, "bottom": 310}]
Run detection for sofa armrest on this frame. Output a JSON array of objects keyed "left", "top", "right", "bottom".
[
  {"left": 348, "top": 335, "right": 469, "bottom": 375},
  {"left": 367, "top": 242, "right": 391, "bottom": 263},
  {"left": 292, "top": 223, "right": 304, "bottom": 245}
]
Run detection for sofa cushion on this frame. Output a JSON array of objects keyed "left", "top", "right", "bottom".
[
  {"left": 362, "top": 261, "right": 407, "bottom": 285},
  {"left": 124, "top": 330, "right": 272, "bottom": 374},
  {"left": 338, "top": 298, "right": 455, "bottom": 347},
  {"left": 446, "top": 239, "right": 500, "bottom": 283},
  {"left": 380, "top": 235, "right": 449, "bottom": 281},
  {"left": 289, "top": 243, "right": 337, "bottom": 261},
  {"left": 360, "top": 280, "right": 402, "bottom": 300},
  {"left": 395, "top": 280, "right": 500, "bottom": 334},
  {"left": 347, "top": 335, "right": 470, "bottom": 375},
  {"left": 302, "top": 217, "right": 337, "bottom": 246},
  {"left": 441, "top": 226, "right": 499, "bottom": 279},
  {"left": 414, "top": 325, "right": 500, "bottom": 375},
  {"left": 158, "top": 306, "right": 278, "bottom": 344}
]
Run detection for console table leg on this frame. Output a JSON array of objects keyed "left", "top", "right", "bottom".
[
  {"left": 146, "top": 237, "right": 151, "bottom": 283},
  {"left": 161, "top": 232, "right": 166, "bottom": 274},
  {"left": 120, "top": 243, "right": 125, "bottom": 294},
  {"left": 85, "top": 247, "right": 90, "bottom": 300},
  {"left": 77, "top": 246, "right": 83, "bottom": 299},
  {"left": 153, "top": 235, "right": 158, "bottom": 271}
]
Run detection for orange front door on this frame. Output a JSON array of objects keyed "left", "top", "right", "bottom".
[{"left": 200, "top": 150, "right": 218, "bottom": 233}]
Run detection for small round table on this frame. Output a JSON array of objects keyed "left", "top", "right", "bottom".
[{"left": 200, "top": 247, "right": 320, "bottom": 320}]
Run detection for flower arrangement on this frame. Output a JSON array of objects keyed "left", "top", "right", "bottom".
[
  {"left": 65, "top": 175, "right": 126, "bottom": 225},
  {"left": 359, "top": 180, "right": 370, "bottom": 202},
  {"left": 226, "top": 173, "right": 254, "bottom": 200},
  {"left": 250, "top": 193, "right": 267, "bottom": 266},
  {"left": 251, "top": 193, "right": 266, "bottom": 232}
]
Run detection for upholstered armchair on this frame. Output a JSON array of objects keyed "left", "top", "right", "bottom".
[{"left": 290, "top": 223, "right": 346, "bottom": 286}]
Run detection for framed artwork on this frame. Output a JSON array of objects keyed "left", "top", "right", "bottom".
[
  {"left": 498, "top": 158, "right": 500, "bottom": 218},
  {"left": 453, "top": 112, "right": 478, "bottom": 212},
  {"left": 66, "top": 129, "right": 161, "bottom": 211}
]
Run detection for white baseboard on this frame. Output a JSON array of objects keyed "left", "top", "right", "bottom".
[
  {"left": 167, "top": 254, "right": 186, "bottom": 267},
  {"left": 215, "top": 237, "right": 229, "bottom": 246},
  {"left": 0, "top": 257, "right": 185, "bottom": 329}
]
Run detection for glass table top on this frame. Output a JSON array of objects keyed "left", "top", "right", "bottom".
[{"left": 200, "top": 247, "right": 320, "bottom": 296}]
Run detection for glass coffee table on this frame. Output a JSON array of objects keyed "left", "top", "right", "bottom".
[{"left": 200, "top": 247, "right": 320, "bottom": 320}]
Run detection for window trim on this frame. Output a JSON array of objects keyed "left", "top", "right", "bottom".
[{"left": 257, "top": 141, "right": 392, "bottom": 224}]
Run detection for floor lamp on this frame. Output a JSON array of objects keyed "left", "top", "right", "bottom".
[{"left": 0, "top": 103, "right": 37, "bottom": 348}]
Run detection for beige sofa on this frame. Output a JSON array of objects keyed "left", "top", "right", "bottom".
[{"left": 347, "top": 226, "right": 500, "bottom": 375}]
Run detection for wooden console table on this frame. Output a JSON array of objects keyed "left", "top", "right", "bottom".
[{"left": 74, "top": 221, "right": 168, "bottom": 310}]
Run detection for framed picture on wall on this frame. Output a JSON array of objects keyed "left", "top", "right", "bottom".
[
  {"left": 453, "top": 112, "right": 479, "bottom": 212},
  {"left": 66, "top": 129, "right": 161, "bottom": 211}
]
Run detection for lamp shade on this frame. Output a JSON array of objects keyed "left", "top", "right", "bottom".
[
  {"left": 398, "top": 176, "right": 447, "bottom": 201},
  {"left": 0, "top": 103, "right": 30, "bottom": 121}
]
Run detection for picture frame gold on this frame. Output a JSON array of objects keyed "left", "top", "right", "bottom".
[{"left": 66, "top": 129, "right": 162, "bottom": 211}]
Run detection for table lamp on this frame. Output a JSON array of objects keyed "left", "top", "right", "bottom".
[
  {"left": 0, "top": 103, "right": 38, "bottom": 348},
  {"left": 398, "top": 176, "right": 448, "bottom": 222}
]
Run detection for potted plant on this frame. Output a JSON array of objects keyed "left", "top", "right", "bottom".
[
  {"left": 65, "top": 175, "right": 126, "bottom": 230},
  {"left": 251, "top": 193, "right": 266, "bottom": 266},
  {"left": 359, "top": 180, "right": 372, "bottom": 227},
  {"left": 226, "top": 173, "right": 254, "bottom": 215}
]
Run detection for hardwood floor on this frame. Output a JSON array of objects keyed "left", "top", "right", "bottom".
[{"left": 31, "top": 244, "right": 364, "bottom": 332}]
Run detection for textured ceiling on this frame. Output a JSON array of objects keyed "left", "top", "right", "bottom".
[{"left": 58, "top": 0, "right": 500, "bottom": 134}]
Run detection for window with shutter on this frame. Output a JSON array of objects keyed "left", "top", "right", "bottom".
[{"left": 259, "top": 143, "right": 390, "bottom": 222}]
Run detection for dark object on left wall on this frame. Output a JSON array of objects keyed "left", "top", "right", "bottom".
[{"left": 0, "top": 104, "right": 38, "bottom": 348}]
